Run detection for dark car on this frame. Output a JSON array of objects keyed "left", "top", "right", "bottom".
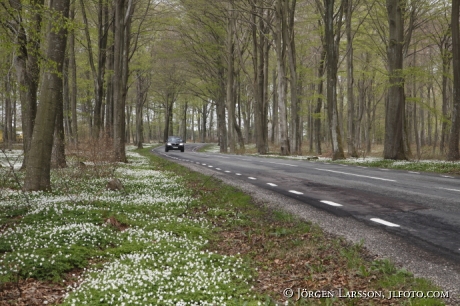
[{"left": 165, "top": 136, "right": 184, "bottom": 152}]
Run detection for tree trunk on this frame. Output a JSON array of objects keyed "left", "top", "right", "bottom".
[
  {"left": 68, "top": 4, "right": 78, "bottom": 145},
  {"left": 182, "top": 101, "right": 188, "bottom": 141},
  {"left": 251, "top": 2, "right": 269, "bottom": 155},
  {"left": 315, "top": 48, "right": 326, "bottom": 155},
  {"left": 325, "top": 0, "right": 345, "bottom": 160},
  {"left": 113, "top": 0, "right": 134, "bottom": 162},
  {"left": 271, "top": 69, "right": 279, "bottom": 145},
  {"left": 24, "top": 0, "right": 70, "bottom": 191},
  {"left": 163, "top": 94, "right": 172, "bottom": 142},
  {"left": 136, "top": 72, "right": 148, "bottom": 149},
  {"left": 217, "top": 67, "right": 228, "bottom": 151},
  {"left": 286, "top": 0, "right": 300, "bottom": 155},
  {"left": 9, "top": 0, "right": 44, "bottom": 169},
  {"left": 275, "top": 0, "right": 290, "bottom": 155},
  {"left": 226, "top": 2, "right": 236, "bottom": 153},
  {"left": 383, "top": 0, "right": 407, "bottom": 160},
  {"left": 4, "top": 72, "right": 13, "bottom": 150},
  {"left": 448, "top": 0, "right": 460, "bottom": 160},
  {"left": 345, "top": 0, "right": 357, "bottom": 157},
  {"left": 51, "top": 88, "right": 67, "bottom": 169}
]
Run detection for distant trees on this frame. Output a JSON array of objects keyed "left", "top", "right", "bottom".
[{"left": 3, "top": 0, "right": 460, "bottom": 192}]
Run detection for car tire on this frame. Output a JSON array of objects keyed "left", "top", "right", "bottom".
[
  {"left": 165, "top": 147, "right": 169, "bottom": 152},
  {"left": 181, "top": 148, "right": 184, "bottom": 152}
]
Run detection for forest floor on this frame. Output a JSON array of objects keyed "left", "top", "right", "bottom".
[{"left": 0, "top": 144, "right": 451, "bottom": 305}]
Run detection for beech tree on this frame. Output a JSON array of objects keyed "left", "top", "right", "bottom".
[
  {"left": 24, "top": 0, "right": 70, "bottom": 191},
  {"left": 112, "top": 0, "right": 135, "bottom": 162},
  {"left": 448, "top": 0, "right": 460, "bottom": 160},
  {"left": 4, "top": 0, "right": 44, "bottom": 168},
  {"left": 323, "top": 0, "right": 345, "bottom": 160},
  {"left": 383, "top": 0, "right": 407, "bottom": 160}
]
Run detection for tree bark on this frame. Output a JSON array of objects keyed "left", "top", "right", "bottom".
[
  {"left": 274, "top": 0, "right": 290, "bottom": 155},
  {"left": 286, "top": 0, "right": 300, "bottom": 155},
  {"left": 383, "top": 0, "right": 407, "bottom": 160},
  {"left": 271, "top": 69, "right": 279, "bottom": 145},
  {"left": 8, "top": 0, "right": 44, "bottom": 169},
  {"left": 4, "top": 72, "right": 13, "bottom": 149},
  {"left": 113, "top": 0, "right": 134, "bottom": 162},
  {"left": 136, "top": 72, "right": 149, "bottom": 149},
  {"left": 448, "top": 0, "right": 460, "bottom": 160},
  {"left": 345, "top": 0, "right": 357, "bottom": 157},
  {"left": 217, "top": 67, "right": 228, "bottom": 151},
  {"left": 51, "top": 88, "right": 67, "bottom": 169},
  {"left": 315, "top": 48, "right": 326, "bottom": 155},
  {"left": 226, "top": 2, "right": 236, "bottom": 153},
  {"left": 24, "top": 0, "right": 70, "bottom": 191},
  {"left": 324, "top": 0, "right": 345, "bottom": 160},
  {"left": 68, "top": 4, "right": 78, "bottom": 145}
]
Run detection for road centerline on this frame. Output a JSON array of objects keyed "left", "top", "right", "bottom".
[
  {"left": 438, "top": 187, "right": 460, "bottom": 193},
  {"left": 314, "top": 168, "right": 396, "bottom": 182}
]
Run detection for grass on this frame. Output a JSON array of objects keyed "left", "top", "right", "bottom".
[{"left": 0, "top": 146, "right": 450, "bottom": 305}]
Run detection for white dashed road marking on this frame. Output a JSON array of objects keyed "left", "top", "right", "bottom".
[
  {"left": 267, "top": 183, "right": 278, "bottom": 187},
  {"left": 263, "top": 161, "right": 296, "bottom": 167},
  {"left": 320, "top": 200, "right": 343, "bottom": 207},
  {"left": 248, "top": 177, "right": 257, "bottom": 180},
  {"left": 225, "top": 171, "right": 231, "bottom": 173},
  {"left": 289, "top": 190, "right": 303, "bottom": 195},
  {"left": 442, "top": 175, "right": 454, "bottom": 178},
  {"left": 370, "top": 218, "right": 400, "bottom": 227},
  {"left": 236, "top": 173, "right": 241, "bottom": 176},
  {"left": 408, "top": 171, "right": 420, "bottom": 174},
  {"left": 438, "top": 187, "right": 460, "bottom": 193},
  {"left": 315, "top": 168, "right": 396, "bottom": 182}
]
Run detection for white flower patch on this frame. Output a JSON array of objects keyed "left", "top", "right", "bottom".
[
  {"left": 340, "top": 157, "right": 383, "bottom": 164},
  {"left": 1, "top": 222, "right": 118, "bottom": 251},
  {"left": 64, "top": 249, "right": 247, "bottom": 306},
  {"left": 392, "top": 159, "right": 460, "bottom": 166},
  {"left": 121, "top": 227, "right": 206, "bottom": 249},
  {"left": 1, "top": 146, "right": 255, "bottom": 304}
]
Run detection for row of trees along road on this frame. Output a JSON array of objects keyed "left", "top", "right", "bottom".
[{"left": 1, "top": 0, "right": 460, "bottom": 191}]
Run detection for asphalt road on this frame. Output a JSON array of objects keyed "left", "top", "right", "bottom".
[{"left": 152, "top": 143, "right": 460, "bottom": 298}]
